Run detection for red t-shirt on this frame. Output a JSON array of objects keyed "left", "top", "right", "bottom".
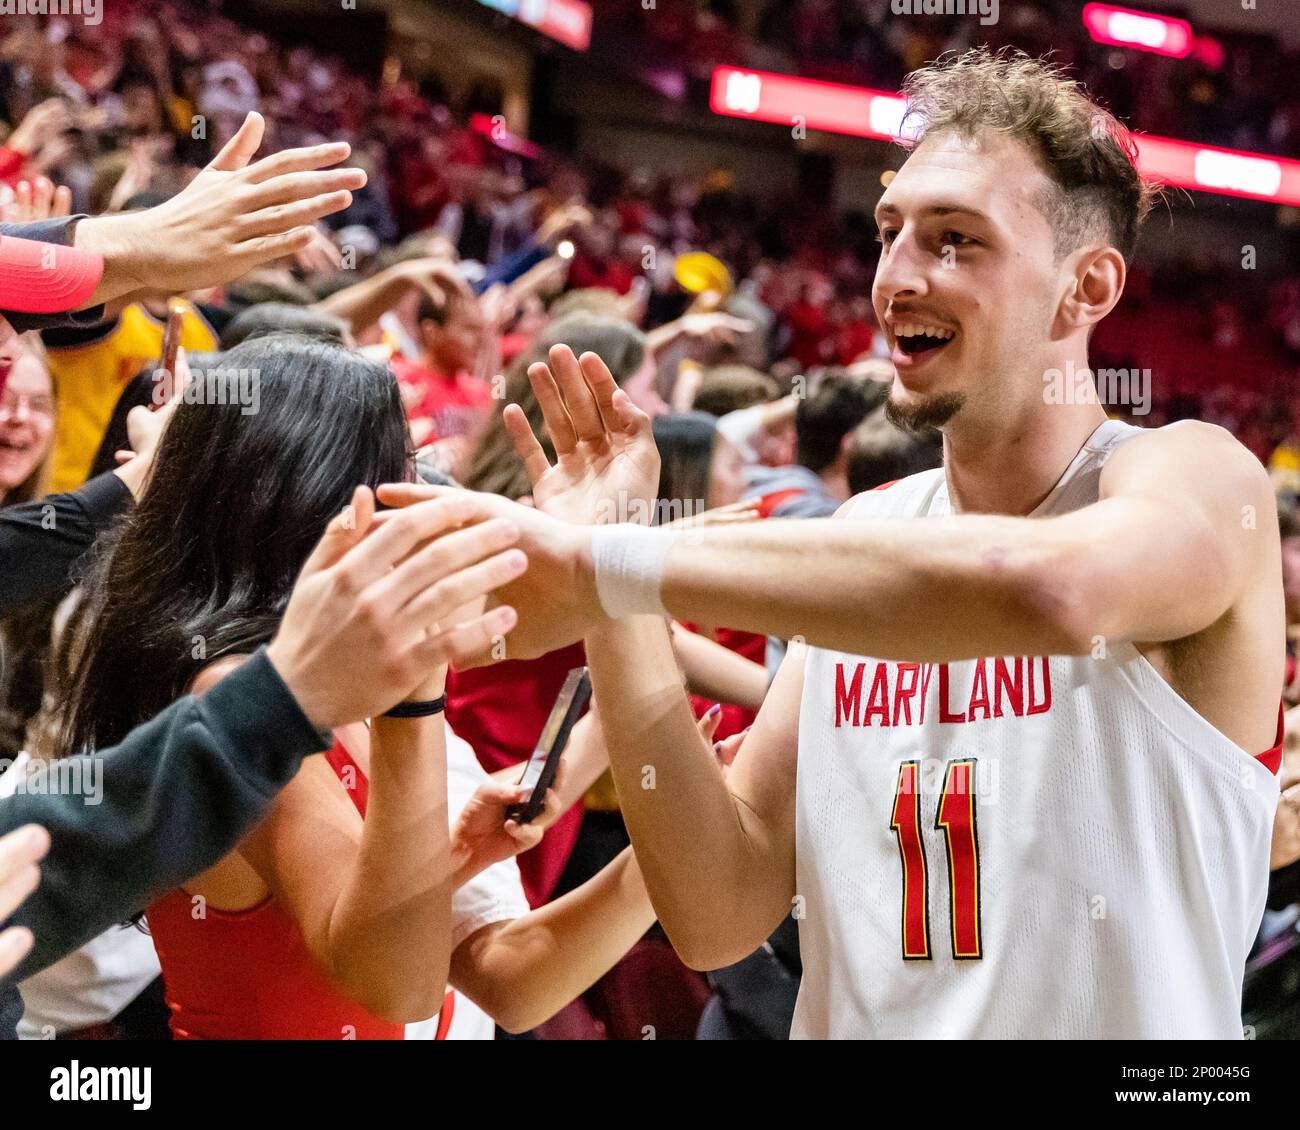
[
  {"left": 147, "top": 742, "right": 405, "bottom": 1040},
  {"left": 566, "top": 254, "right": 635, "bottom": 296},
  {"left": 391, "top": 355, "right": 492, "bottom": 444},
  {"left": 682, "top": 625, "right": 764, "bottom": 740}
]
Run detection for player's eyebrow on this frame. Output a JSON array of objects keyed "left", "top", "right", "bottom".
[{"left": 874, "top": 202, "right": 993, "bottom": 226}]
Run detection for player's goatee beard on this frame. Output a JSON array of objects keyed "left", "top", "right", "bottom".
[{"left": 885, "top": 390, "right": 966, "bottom": 433}]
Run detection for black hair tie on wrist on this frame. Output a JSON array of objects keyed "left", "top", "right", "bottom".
[{"left": 382, "top": 696, "right": 446, "bottom": 719}]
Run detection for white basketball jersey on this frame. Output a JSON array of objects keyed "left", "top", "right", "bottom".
[{"left": 791, "top": 420, "right": 1281, "bottom": 1039}]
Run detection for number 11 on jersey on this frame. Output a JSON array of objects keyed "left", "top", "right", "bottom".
[{"left": 889, "top": 758, "right": 983, "bottom": 961}]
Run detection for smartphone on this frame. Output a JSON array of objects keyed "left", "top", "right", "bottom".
[
  {"left": 155, "top": 303, "right": 184, "bottom": 403},
  {"left": 508, "top": 667, "right": 592, "bottom": 824}
]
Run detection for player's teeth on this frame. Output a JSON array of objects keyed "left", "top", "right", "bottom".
[{"left": 895, "top": 323, "right": 954, "bottom": 339}]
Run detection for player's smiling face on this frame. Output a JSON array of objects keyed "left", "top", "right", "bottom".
[{"left": 872, "top": 130, "right": 1064, "bottom": 431}]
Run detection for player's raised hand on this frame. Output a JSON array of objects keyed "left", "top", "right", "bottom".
[
  {"left": 266, "top": 486, "right": 527, "bottom": 729},
  {"left": 377, "top": 481, "right": 604, "bottom": 667},
  {"left": 505, "top": 344, "right": 660, "bottom": 525}
]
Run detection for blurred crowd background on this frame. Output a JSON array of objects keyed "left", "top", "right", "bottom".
[{"left": 3, "top": 0, "right": 1300, "bottom": 470}]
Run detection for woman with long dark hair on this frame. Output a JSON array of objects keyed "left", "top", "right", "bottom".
[
  {"left": 651, "top": 411, "right": 747, "bottom": 525},
  {"left": 55, "top": 333, "right": 527, "bottom": 1039}
]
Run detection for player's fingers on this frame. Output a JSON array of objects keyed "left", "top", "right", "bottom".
[
  {"left": 609, "top": 387, "right": 654, "bottom": 443},
  {"left": 375, "top": 482, "right": 461, "bottom": 509},
  {"left": 51, "top": 183, "right": 72, "bottom": 218},
  {"left": 229, "top": 225, "right": 319, "bottom": 270},
  {"left": 241, "top": 140, "right": 354, "bottom": 184},
  {"left": 239, "top": 167, "right": 368, "bottom": 213},
  {"left": 30, "top": 177, "right": 52, "bottom": 219},
  {"left": 0, "top": 862, "right": 40, "bottom": 922},
  {"left": 503, "top": 403, "right": 552, "bottom": 487},
  {"left": 234, "top": 190, "right": 357, "bottom": 241},
  {"left": 0, "top": 824, "right": 49, "bottom": 872},
  {"left": 548, "top": 344, "right": 604, "bottom": 442},
  {"left": 398, "top": 547, "right": 527, "bottom": 629},
  {"left": 335, "top": 494, "right": 486, "bottom": 587},
  {"left": 0, "top": 926, "right": 34, "bottom": 978},
  {"left": 0, "top": 825, "right": 47, "bottom": 921},
  {"left": 376, "top": 518, "right": 522, "bottom": 613},
  {"left": 577, "top": 350, "right": 621, "bottom": 430},
  {"left": 526, "top": 360, "right": 577, "bottom": 454}
]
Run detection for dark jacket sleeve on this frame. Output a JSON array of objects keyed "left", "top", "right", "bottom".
[
  {"left": 0, "top": 471, "right": 132, "bottom": 618},
  {"left": 0, "top": 647, "right": 328, "bottom": 986},
  {"left": 473, "top": 239, "right": 548, "bottom": 295}
]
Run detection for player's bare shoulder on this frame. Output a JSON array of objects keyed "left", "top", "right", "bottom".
[{"left": 1101, "top": 420, "right": 1276, "bottom": 552}]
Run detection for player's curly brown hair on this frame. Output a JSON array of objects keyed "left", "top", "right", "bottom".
[{"left": 899, "top": 47, "right": 1157, "bottom": 260}]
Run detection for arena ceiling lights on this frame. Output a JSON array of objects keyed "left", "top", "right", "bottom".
[
  {"left": 709, "top": 66, "right": 1300, "bottom": 209},
  {"left": 1081, "top": 3, "right": 1192, "bottom": 58}
]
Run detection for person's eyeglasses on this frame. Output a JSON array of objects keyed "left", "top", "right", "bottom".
[{"left": 0, "top": 392, "right": 56, "bottom": 420}]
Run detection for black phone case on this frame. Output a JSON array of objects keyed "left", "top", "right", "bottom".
[{"left": 507, "top": 668, "right": 592, "bottom": 824}]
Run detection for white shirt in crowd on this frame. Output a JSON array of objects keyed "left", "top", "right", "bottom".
[{"left": 408, "top": 724, "right": 531, "bottom": 1041}]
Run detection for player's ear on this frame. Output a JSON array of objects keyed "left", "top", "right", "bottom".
[{"left": 1057, "top": 246, "right": 1125, "bottom": 334}]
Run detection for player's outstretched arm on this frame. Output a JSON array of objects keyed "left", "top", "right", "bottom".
[
  {"left": 647, "top": 421, "right": 1276, "bottom": 663},
  {"left": 584, "top": 615, "right": 801, "bottom": 971},
  {"left": 381, "top": 348, "right": 1276, "bottom": 673}
]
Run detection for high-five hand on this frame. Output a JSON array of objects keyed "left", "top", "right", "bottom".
[
  {"left": 377, "top": 344, "right": 667, "bottom": 665},
  {"left": 505, "top": 344, "right": 659, "bottom": 525},
  {"left": 75, "top": 112, "right": 367, "bottom": 305},
  {"left": 377, "top": 481, "right": 601, "bottom": 668}
]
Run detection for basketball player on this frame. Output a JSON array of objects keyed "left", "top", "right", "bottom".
[{"left": 382, "top": 50, "right": 1285, "bottom": 1038}]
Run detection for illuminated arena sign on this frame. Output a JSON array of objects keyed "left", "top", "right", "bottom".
[
  {"left": 477, "top": 0, "right": 592, "bottom": 52},
  {"left": 710, "top": 66, "right": 1300, "bottom": 207},
  {"left": 1082, "top": 3, "right": 1193, "bottom": 58}
]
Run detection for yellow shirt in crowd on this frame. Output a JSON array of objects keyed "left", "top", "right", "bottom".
[{"left": 45, "top": 302, "right": 217, "bottom": 493}]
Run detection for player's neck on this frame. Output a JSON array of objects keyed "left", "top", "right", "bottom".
[{"left": 942, "top": 397, "right": 1109, "bottom": 516}]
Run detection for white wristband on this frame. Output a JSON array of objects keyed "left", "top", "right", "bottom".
[{"left": 590, "top": 525, "right": 681, "bottom": 618}]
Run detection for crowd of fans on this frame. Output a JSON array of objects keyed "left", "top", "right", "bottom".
[
  {"left": 603, "top": 0, "right": 1300, "bottom": 160},
  {"left": 0, "top": 1, "right": 1297, "bottom": 1042},
  {"left": 3, "top": 1, "right": 1300, "bottom": 456}
]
